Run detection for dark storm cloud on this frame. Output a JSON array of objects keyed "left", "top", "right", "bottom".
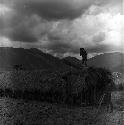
[
  {"left": 0, "top": 13, "right": 52, "bottom": 42},
  {"left": 0, "top": 16, "right": 37, "bottom": 42},
  {"left": 15, "top": 2, "right": 83, "bottom": 20},
  {"left": 9, "top": 0, "right": 96, "bottom": 20},
  {"left": 12, "top": 0, "right": 121, "bottom": 20}
]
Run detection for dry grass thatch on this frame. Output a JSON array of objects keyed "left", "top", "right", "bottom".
[{"left": 0, "top": 67, "right": 114, "bottom": 105}]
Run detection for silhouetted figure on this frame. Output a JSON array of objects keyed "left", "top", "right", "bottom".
[{"left": 80, "top": 48, "right": 87, "bottom": 66}]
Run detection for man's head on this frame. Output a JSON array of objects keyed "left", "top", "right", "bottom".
[
  {"left": 80, "top": 48, "right": 85, "bottom": 56},
  {"left": 80, "top": 48, "right": 84, "bottom": 51}
]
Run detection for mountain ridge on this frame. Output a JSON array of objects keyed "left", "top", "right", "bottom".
[
  {"left": 0, "top": 47, "right": 123, "bottom": 73},
  {"left": 0, "top": 47, "right": 70, "bottom": 71}
]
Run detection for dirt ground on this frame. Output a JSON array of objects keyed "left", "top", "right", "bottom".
[{"left": 0, "top": 91, "right": 123, "bottom": 125}]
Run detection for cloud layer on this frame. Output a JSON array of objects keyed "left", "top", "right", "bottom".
[{"left": 0, "top": 0, "right": 123, "bottom": 58}]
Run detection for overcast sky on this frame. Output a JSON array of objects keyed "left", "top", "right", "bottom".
[{"left": 0, "top": 0, "right": 123, "bottom": 58}]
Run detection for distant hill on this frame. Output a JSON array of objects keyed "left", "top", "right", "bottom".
[
  {"left": 0, "top": 47, "right": 69, "bottom": 71},
  {"left": 62, "top": 52, "right": 124, "bottom": 73},
  {"left": 87, "top": 52, "right": 124, "bottom": 73}
]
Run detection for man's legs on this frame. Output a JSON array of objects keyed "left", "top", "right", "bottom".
[
  {"left": 82, "top": 58, "right": 87, "bottom": 67},
  {"left": 82, "top": 57, "right": 84, "bottom": 65},
  {"left": 84, "top": 60, "right": 87, "bottom": 67}
]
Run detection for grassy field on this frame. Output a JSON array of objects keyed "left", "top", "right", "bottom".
[{"left": 0, "top": 91, "right": 123, "bottom": 125}]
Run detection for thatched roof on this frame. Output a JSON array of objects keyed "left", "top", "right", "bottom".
[
  {"left": 0, "top": 67, "right": 114, "bottom": 94},
  {"left": 0, "top": 70, "right": 66, "bottom": 92},
  {"left": 0, "top": 69, "right": 87, "bottom": 94}
]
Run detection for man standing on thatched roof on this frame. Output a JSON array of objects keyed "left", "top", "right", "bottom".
[{"left": 80, "top": 48, "right": 87, "bottom": 67}]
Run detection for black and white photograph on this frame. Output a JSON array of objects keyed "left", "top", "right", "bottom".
[{"left": 0, "top": 0, "right": 123, "bottom": 124}]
